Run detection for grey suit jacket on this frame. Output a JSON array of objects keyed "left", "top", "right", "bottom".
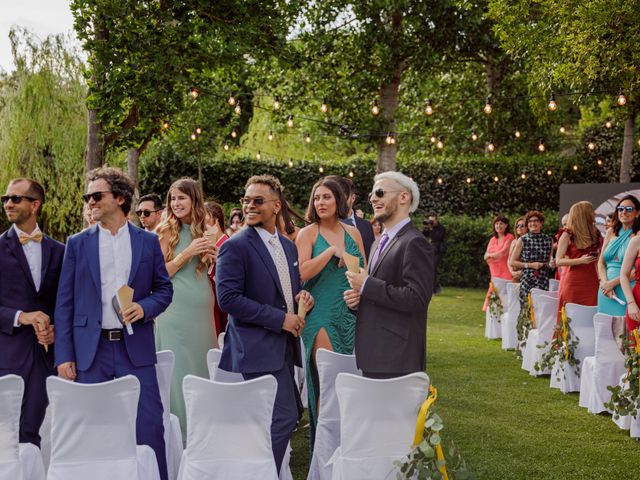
[{"left": 355, "top": 221, "right": 433, "bottom": 374}]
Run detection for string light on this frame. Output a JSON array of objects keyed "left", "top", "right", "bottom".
[
  {"left": 514, "top": 128, "right": 521, "bottom": 139},
  {"left": 162, "top": 121, "right": 170, "bottom": 130},
  {"left": 546, "top": 169, "right": 552, "bottom": 176},
  {"left": 227, "top": 93, "right": 236, "bottom": 106},
  {"left": 424, "top": 99, "right": 434, "bottom": 116},
  {"left": 190, "top": 133, "right": 197, "bottom": 141},
  {"left": 605, "top": 119, "right": 613, "bottom": 129},
  {"left": 487, "top": 140, "right": 496, "bottom": 152},
  {"left": 597, "top": 159, "right": 603, "bottom": 166},
  {"left": 287, "top": 115, "right": 294, "bottom": 128},
  {"left": 559, "top": 126, "right": 566, "bottom": 134},
  {"left": 617, "top": 90, "right": 627, "bottom": 106},
  {"left": 256, "top": 151, "right": 261, "bottom": 160},
  {"left": 493, "top": 176, "right": 499, "bottom": 182},
  {"left": 189, "top": 87, "right": 199, "bottom": 99},
  {"left": 537, "top": 139, "right": 545, "bottom": 152},
  {"left": 223, "top": 142, "right": 230, "bottom": 151},
  {"left": 288, "top": 159, "right": 293, "bottom": 168},
  {"left": 305, "top": 133, "right": 311, "bottom": 143},
  {"left": 348, "top": 170, "right": 354, "bottom": 178},
  {"left": 386, "top": 133, "right": 395, "bottom": 145},
  {"left": 637, "top": 139, "right": 640, "bottom": 147},
  {"left": 320, "top": 97, "right": 328, "bottom": 113},
  {"left": 273, "top": 95, "right": 281, "bottom": 110},
  {"left": 268, "top": 130, "right": 274, "bottom": 141},
  {"left": 520, "top": 173, "right": 527, "bottom": 179},
  {"left": 390, "top": 134, "right": 396, "bottom": 145},
  {"left": 436, "top": 177, "right": 443, "bottom": 185},
  {"left": 587, "top": 141, "right": 596, "bottom": 150},
  {"left": 371, "top": 99, "right": 380, "bottom": 116},
  {"left": 430, "top": 134, "right": 437, "bottom": 144},
  {"left": 196, "top": 127, "right": 202, "bottom": 135},
  {"left": 234, "top": 101, "right": 241, "bottom": 115},
  {"left": 483, "top": 96, "right": 492, "bottom": 115},
  {"left": 573, "top": 164, "right": 578, "bottom": 171},
  {"left": 231, "top": 127, "right": 238, "bottom": 138},
  {"left": 548, "top": 92, "right": 557, "bottom": 111},
  {"left": 470, "top": 131, "right": 478, "bottom": 142},
  {"left": 319, "top": 166, "right": 324, "bottom": 173},
  {"left": 466, "top": 177, "right": 472, "bottom": 184},
  {"left": 436, "top": 137, "right": 444, "bottom": 149}
]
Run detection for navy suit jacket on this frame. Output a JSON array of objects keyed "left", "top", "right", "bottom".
[
  {"left": 54, "top": 223, "right": 173, "bottom": 371},
  {"left": 216, "top": 226, "right": 302, "bottom": 374},
  {"left": 354, "top": 215, "right": 375, "bottom": 260},
  {"left": 0, "top": 227, "right": 64, "bottom": 369}
]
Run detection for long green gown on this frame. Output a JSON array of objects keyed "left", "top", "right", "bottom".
[
  {"left": 301, "top": 226, "right": 364, "bottom": 449},
  {"left": 155, "top": 224, "right": 216, "bottom": 437}
]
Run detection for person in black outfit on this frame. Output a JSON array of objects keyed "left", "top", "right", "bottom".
[{"left": 422, "top": 213, "right": 446, "bottom": 294}]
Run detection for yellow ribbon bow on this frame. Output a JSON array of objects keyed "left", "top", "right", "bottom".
[
  {"left": 528, "top": 292, "right": 536, "bottom": 328},
  {"left": 413, "top": 385, "right": 449, "bottom": 480},
  {"left": 19, "top": 231, "right": 43, "bottom": 245},
  {"left": 633, "top": 329, "right": 640, "bottom": 393}
]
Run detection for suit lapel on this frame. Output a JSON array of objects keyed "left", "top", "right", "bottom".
[
  {"left": 128, "top": 223, "right": 142, "bottom": 284},
  {"left": 86, "top": 225, "right": 102, "bottom": 295},
  {"left": 6, "top": 227, "right": 36, "bottom": 292},
  {"left": 247, "top": 227, "right": 286, "bottom": 298},
  {"left": 39, "top": 236, "right": 52, "bottom": 291},
  {"left": 371, "top": 222, "right": 413, "bottom": 276}
]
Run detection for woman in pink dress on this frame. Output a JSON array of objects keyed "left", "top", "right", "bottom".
[{"left": 483, "top": 215, "right": 514, "bottom": 311}]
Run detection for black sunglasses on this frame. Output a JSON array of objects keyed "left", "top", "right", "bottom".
[
  {"left": 369, "top": 188, "right": 404, "bottom": 199},
  {"left": 82, "top": 191, "right": 112, "bottom": 203},
  {"left": 240, "top": 196, "right": 276, "bottom": 206},
  {"left": 1, "top": 195, "right": 37, "bottom": 204},
  {"left": 516, "top": 223, "right": 526, "bottom": 228},
  {"left": 136, "top": 209, "right": 160, "bottom": 218},
  {"left": 616, "top": 205, "right": 635, "bottom": 213}
]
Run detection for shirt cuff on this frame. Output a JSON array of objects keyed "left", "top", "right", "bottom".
[{"left": 14, "top": 310, "right": 22, "bottom": 327}]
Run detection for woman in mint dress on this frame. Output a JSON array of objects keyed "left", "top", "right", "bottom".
[
  {"left": 155, "top": 178, "right": 217, "bottom": 436},
  {"left": 295, "top": 177, "right": 366, "bottom": 448},
  {"left": 597, "top": 195, "right": 640, "bottom": 315}
]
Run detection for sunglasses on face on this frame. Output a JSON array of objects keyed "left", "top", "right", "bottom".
[
  {"left": 1, "top": 195, "right": 37, "bottom": 204},
  {"left": 516, "top": 223, "right": 525, "bottom": 228},
  {"left": 82, "top": 191, "right": 112, "bottom": 203},
  {"left": 617, "top": 206, "right": 635, "bottom": 213},
  {"left": 136, "top": 209, "right": 160, "bottom": 218},
  {"left": 240, "top": 196, "right": 276, "bottom": 206},
  {"left": 369, "top": 188, "right": 404, "bottom": 200}
]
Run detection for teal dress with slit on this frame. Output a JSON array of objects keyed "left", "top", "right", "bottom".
[{"left": 301, "top": 225, "right": 364, "bottom": 449}]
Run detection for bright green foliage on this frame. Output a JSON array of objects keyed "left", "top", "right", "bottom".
[{"left": 0, "top": 28, "right": 87, "bottom": 239}]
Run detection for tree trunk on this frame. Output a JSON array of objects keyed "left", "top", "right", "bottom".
[
  {"left": 376, "top": 63, "right": 405, "bottom": 172},
  {"left": 127, "top": 147, "right": 141, "bottom": 188},
  {"left": 620, "top": 108, "right": 636, "bottom": 183},
  {"left": 85, "top": 107, "right": 103, "bottom": 173}
]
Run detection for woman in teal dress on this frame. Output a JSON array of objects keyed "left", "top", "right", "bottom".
[
  {"left": 597, "top": 195, "right": 640, "bottom": 315},
  {"left": 155, "top": 178, "right": 217, "bottom": 437},
  {"left": 295, "top": 177, "right": 366, "bottom": 448}
]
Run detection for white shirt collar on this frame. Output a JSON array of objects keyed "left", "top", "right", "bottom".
[
  {"left": 98, "top": 221, "right": 129, "bottom": 237},
  {"left": 255, "top": 226, "right": 279, "bottom": 244},
  {"left": 381, "top": 217, "right": 411, "bottom": 242},
  {"left": 13, "top": 224, "right": 41, "bottom": 237}
]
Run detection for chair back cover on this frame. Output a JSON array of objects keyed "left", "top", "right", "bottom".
[
  {"left": 180, "top": 374, "right": 278, "bottom": 479},
  {"left": 502, "top": 282, "right": 521, "bottom": 349},
  {"left": 0, "top": 374, "right": 24, "bottom": 478},
  {"left": 218, "top": 332, "right": 225, "bottom": 350},
  {"left": 533, "top": 294, "right": 558, "bottom": 339},
  {"left": 308, "top": 349, "right": 360, "bottom": 480},
  {"left": 491, "top": 277, "right": 509, "bottom": 310},
  {"left": 46, "top": 375, "right": 141, "bottom": 480},
  {"left": 565, "top": 303, "right": 597, "bottom": 359},
  {"left": 156, "top": 350, "right": 175, "bottom": 438},
  {"left": 594, "top": 314, "right": 625, "bottom": 362},
  {"left": 331, "top": 372, "right": 429, "bottom": 479},
  {"left": 206, "top": 348, "right": 244, "bottom": 383},
  {"left": 549, "top": 278, "right": 560, "bottom": 292}
]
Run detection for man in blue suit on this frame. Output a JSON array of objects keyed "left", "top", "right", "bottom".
[
  {"left": 0, "top": 178, "right": 64, "bottom": 447},
  {"left": 55, "top": 167, "right": 173, "bottom": 480},
  {"left": 216, "top": 174, "right": 313, "bottom": 472}
]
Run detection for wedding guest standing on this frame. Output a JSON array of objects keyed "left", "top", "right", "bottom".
[
  {"left": 0, "top": 178, "right": 63, "bottom": 447},
  {"left": 370, "top": 217, "right": 382, "bottom": 240},
  {"left": 508, "top": 217, "right": 527, "bottom": 281},
  {"left": 483, "top": 214, "right": 514, "bottom": 311},
  {"left": 155, "top": 178, "right": 217, "bottom": 436},
  {"left": 598, "top": 196, "right": 640, "bottom": 315},
  {"left": 226, "top": 208, "right": 244, "bottom": 237},
  {"left": 510, "top": 210, "right": 553, "bottom": 306},
  {"left": 295, "top": 177, "right": 365, "bottom": 446},
  {"left": 205, "top": 200, "right": 230, "bottom": 337},
  {"left": 555, "top": 201, "right": 601, "bottom": 323},
  {"left": 136, "top": 193, "right": 164, "bottom": 232}
]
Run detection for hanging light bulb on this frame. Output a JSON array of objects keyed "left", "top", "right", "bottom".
[
  {"left": 546, "top": 169, "right": 552, "bottom": 176},
  {"left": 548, "top": 92, "right": 557, "bottom": 111},
  {"left": 319, "top": 166, "right": 324, "bottom": 173},
  {"left": 487, "top": 140, "right": 496, "bottom": 152},
  {"left": 195, "top": 127, "right": 202, "bottom": 135},
  {"left": 287, "top": 115, "right": 294, "bottom": 128},
  {"left": 227, "top": 93, "right": 236, "bottom": 105},
  {"left": 493, "top": 176, "right": 500, "bottom": 182},
  {"left": 348, "top": 170, "right": 354, "bottom": 178},
  {"left": 617, "top": 90, "right": 627, "bottom": 106},
  {"left": 288, "top": 159, "right": 293, "bottom": 168},
  {"left": 231, "top": 127, "right": 238, "bottom": 138},
  {"left": 256, "top": 151, "right": 261, "bottom": 160},
  {"left": 320, "top": 97, "right": 329, "bottom": 113},
  {"left": 273, "top": 95, "right": 281, "bottom": 110},
  {"left": 559, "top": 126, "right": 566, "bottom": 134},
  {"left": 424, "top": 99, "right": 434, "bottom": 116},
  {"left": 466, "top": 177, "right": 472, "bottom": 184},
  {"left": 190, "top": 133, "right": 197, "bottom": 141},
  {"left": 597, "top": 159, "right": 603, "bottom": 166},
  {"left": 470, "top": 131, "right": 478, "bottom": 142},
  {"left": 386, "top": 133, "right": 394, "bottom": 145},
  {"left": 436, "top": 177, "right": 443, "bottom": 185},
  {"left": 189, "top": 87, "right": 199, "bottom": 99},
  {"left": 587, "top": 141, "right": 596, "bottom": 151},
  {"left": 483, "top": 96, "right": 492, "bottom": 115},
  {"left": 538, "top": 139, "right": 545, "bottom": 152},
  {"left": 268, "top": 130, "right": 274, "bottom": 141},
  {"left": 305, "top": 133, "right": 311, "bottom": 143},
  {"left": 520, "top": 173, "right": 527, "bottom": 180},
  {"left": 162, "top": 121, "right": 170, "bottom": 130},
  {"left": 430, "top": 134, "right": 437, "bottom": 144},
  {"left": 234, "top": 101, "right": 241, "bottom": 115},
  {"left": 390, "top": 134, "right": 396, "bottom": 145},
  {"left": 573, "top": 164, "right": 578, "bottom": 171},
  {"left": 436, "top": 137, "right": 444, "bottom": 149},
  {"left": 514, "top": 128, "right": 521, "bottom": 139},
  {"left": 371, "top": 99, "right": 380, "bottom": 116},
  {"left": 223, "top": 142, "right": 230, "bottom": 151},
  {"left": 605, "top": 119, "right": 613, "bottom": 129},
  {"left": 637, "top": 138, "right": 640, "bottom": 147}
]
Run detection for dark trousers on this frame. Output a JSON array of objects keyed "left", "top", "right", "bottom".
[
  {"left": 362, "top": 371, "right": 409, "bottom": 379},
  {"left": 77, "top": 337, "right": 167, "bottom": 480},
  {"left": 243, "top": 340, "right": 298, "bottom": 473},
  {"left": 0, "top": 346, "right": 51, "bottom": 447}
]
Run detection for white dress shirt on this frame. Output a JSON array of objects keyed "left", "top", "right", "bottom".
[
  {"left": 12, "top": 224, "right": 43, "bottom": 327},
  {"left": 99, "top": 222, "right": 132, "bottom": 329},
  {"left": 256, "top": 227, "right": 285, "bottom": 267}
]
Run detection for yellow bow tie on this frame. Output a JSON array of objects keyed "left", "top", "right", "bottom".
[{"left": 19, "top": 231, "right": 43, "bottom": 245}]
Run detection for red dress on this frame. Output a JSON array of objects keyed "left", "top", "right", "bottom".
[
  {"left": 627, "top": 256, "right": 640, "bottom": 333},
  {"left": 208, "top": 233, "right": 230, "bottom": 336},
  {"left": 556, "top": 230, "right": 601, "bottom": 324}
]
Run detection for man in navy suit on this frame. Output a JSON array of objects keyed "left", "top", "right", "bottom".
[
  {"left": 216, "top": 174, "right": 313, "bottom": 472},
  {"left": 0, "top": 178, "right": 64, "bottom": 447},
  {"left": 55, "top": 167, "right": 173, "bottom": 480}
]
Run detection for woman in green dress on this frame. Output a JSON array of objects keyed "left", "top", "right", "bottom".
[
  {"left": 155, "top": 178, "right": 217, "bottom": 436},
  {"left": 296, "top": 177, "right": 366, "bottom": 448}
]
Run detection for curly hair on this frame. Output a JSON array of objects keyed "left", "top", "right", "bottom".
[
  {"left": 86, "top": 167, "right": 134, "bottom": 215},
  {"left": 245, "top": 174, "right": 284, "bottom": 195},
  {"left": 156, "top": 178, "right": 209, "bottom": 276}
]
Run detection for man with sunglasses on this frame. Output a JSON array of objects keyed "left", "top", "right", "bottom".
[
  {"left": 54, "top": 167, "right": 173, "bottom": 480},
  {"left": 136, "top": 193, "right": 164, "bottom": 232},
  {"left": 1, "top": 178, "right": 64, "bottom": 447},
  {"left": 344, "top": 172, "right": 433, "bottom": 378}
]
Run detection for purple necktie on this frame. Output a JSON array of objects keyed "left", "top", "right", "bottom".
[{"left": 369, "top": 233, "right": 389, "bottom": 271}]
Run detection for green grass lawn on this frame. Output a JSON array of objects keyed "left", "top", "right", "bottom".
[{"left": 291, "top": 287, "right": 640, "bottom": 480}]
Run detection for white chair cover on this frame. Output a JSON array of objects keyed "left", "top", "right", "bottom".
[
  {"left": 548, "top": 278, "right": 560, "bottom": 292},
  {"left": 0, "top": 375, "right": 46, "bottom": 480},
  {"left": 550, "top": 303, "right": 596, "bottom": 392},
  {"left": 485, "top": 277, "right": 507, "bottom": 340},
  {"left": 612, "top": 370, "right": 640, "bottom": 437},
  {"left": 178, "top": 374, "right": 279, "bottom": 480},
  {"left": 39, "top": 407, "right": 51, "bottom": 472},
  {"left": 502, "top": 282, "right": 520, "bottom": 350},
  {"left": 521, "top": 293, "right": 558, "bottom": 374},
  {"left": 156, "top": 350, "right": 183, "bottom": 480},
  {"left": 46, "top": 375, "right": 160, "bottom": 480},
  {"left": 297, "top": 339, "right": 308, "bottom": 409},
  {"left": 308, "top": 349, "right": 361, "bottom": 480},
  {"left": 579, "top": 314, "right": 626, "bottom": 414},
  {"left": 328, "top": 372, "right": 429, "bottom": 480},
  {"left": 217, "top": 332, "right": 225, "bottom": 350}
]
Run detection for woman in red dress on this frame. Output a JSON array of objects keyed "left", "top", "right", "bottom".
[
  {"left": 204, "top": 201, "right": 230, "bottom": 337},
  {"left": 555, "top": 201, "right": 601, "bottom": 324},
  {"left": 620, "top": 213, "right": 640, "bottom": 334}
]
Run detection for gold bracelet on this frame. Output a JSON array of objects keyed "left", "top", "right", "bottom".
[{"left": 173, "top": 252, "right": 185, "bottom": 268}]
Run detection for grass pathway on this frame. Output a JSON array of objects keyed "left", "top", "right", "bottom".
[{"left": 291, "top": 287, "right": 639, "bottom": 479}]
